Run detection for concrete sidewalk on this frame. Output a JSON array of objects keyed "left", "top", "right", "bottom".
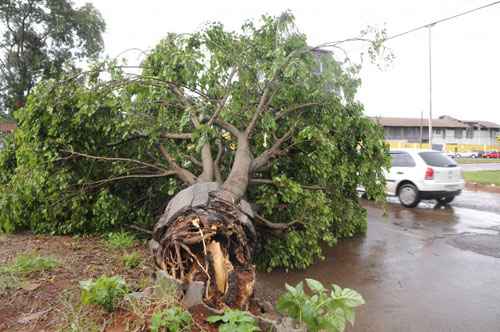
[{"left": 460, "top": 162, "right": 500, "bottom": 171}]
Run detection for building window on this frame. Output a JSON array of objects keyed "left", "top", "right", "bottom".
[
  {"left": 454, "top": 129, "right": 463, "bottom": 139},
  {"left": 434, "top": 129, "right": 442, "bottom": 135},
  {"left": 466, "top": 128, "right": 474, "bottom": 139}
]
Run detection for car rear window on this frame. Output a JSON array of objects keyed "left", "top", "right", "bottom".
[
  {"left": 390, "top": 152, "right": 416, "bottom": 167},
  {"left": 419, "top": 152, "right": 457, "bottom": 167}
]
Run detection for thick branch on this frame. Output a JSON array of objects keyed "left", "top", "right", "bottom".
[
  {"left": 158, "top": 145, "right": 197, "bottom": 185},
  {"left": 190, "top": 112, "right": 201, "bottom": 128},
  {"left": 254, "top": 213, "right": 288, "bottom": 230},
  {"left": 160, "top": 133, "right": 193, "bottom": 140},
  {"left": 311, "top": 38, "right": 374, "bottom": 51},
  {"left": 188, "top": 111, "right": 215, "bottom": 183},
  {"left": 250, "top": 178, "right": 326, "bottom": 191},
  {"left": 254, "top": 213, "right": 303, "bottom": 231},
  {"left": 207, "top": 67, "right": 237, "bottom": 126},
  {"left": 84, "top": 172, "right": 176, "bottom": 187},
  {"left": 213, "top": 140, "right": 225, "bottom": 184},
  {"left": 275, "top": 102, "right": 321, "bottom": 121},
  {"left": 106, "top": 132, "right": 192, "bottom": 148},
  {"left": 250, "top": 126, "right": 295, "bottom": 173},
  {"left": 63, "top": 150, "right": 168, "bottom": 174},
  {"left": 245, "top": 83, "right": 274, "bottom": 137},
  {"left": 214, "top": 139, "right": 224, "bottom": 165},
  {"left": 198, "top": 143, "right": 214, "bottom": 183},
  {"left": 221, "top": 134, "right": 251, "bottom": 202},
  {"left": 245, "top": 48, "right": 307, "bottom": 137},
  {"left": 189, "top": 156, "right": 203, "bottom": 167},
  {"left": 214, "top": 118, "right": 242, "bottom": 138},
  {"left": 137, "top": 75, "right": 213, "bottom": 101}
]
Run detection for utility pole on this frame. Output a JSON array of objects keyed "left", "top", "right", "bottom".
[
  {"left": 420, "top": 109, "right": 424, "bottom": 146},
  {"left": 428, "top": 25, "right": 434, "bottom": 145},
  {"left": 384, "top": 2, "right": 500, "bottom": 146}
]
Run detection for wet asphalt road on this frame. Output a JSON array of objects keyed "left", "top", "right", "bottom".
[
  {"left": 257, "top": 191, "right": 500, "bottom": 332},
  {"left": 460, "top": 162, "right": 500, "bottom": 171}
]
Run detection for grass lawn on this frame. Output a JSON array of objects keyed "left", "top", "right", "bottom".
[
  {"left": 463, "top": 170, "right": 500, "bottom": 186},
  {"left": 457, "top": 158, "right": 500, "bottom": 164}
]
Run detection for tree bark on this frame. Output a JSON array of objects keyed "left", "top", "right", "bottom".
[
  {"left": 221, "top": 134, "right": 252, "bottom": 202},
  {"left": 197, "top": 143, "right": 214, "bottom": 183}
]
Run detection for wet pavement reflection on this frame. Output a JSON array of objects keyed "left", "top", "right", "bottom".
[{"left": 256, "top": 191, "right": 500, "bottom": 332}]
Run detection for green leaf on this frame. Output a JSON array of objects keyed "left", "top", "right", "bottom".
[
  {"left": 284, "top": 283, "right": 297, "bottom": 296},
  {"left": 305, "top": 278, "right": 325, "bottom": 293},
  {"left": 344, "top": 308, "right": 356, "bottom": 325},
  {"left": 208, "top": 309, "right": 259, "bottom": 332},
  {"left": 340, "top": 288, "right": 365, "bottom": 307}
]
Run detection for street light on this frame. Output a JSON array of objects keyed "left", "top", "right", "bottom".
[{"left": 427, "top": 24, "right": 435, "bottom": 145}]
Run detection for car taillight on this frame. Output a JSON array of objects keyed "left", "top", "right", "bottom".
[{"left": 425, "top": 167, "right": 434, "bottom": 180}]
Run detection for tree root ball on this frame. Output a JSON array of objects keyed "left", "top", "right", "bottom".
[{"left": 150, "top": 182, "right": 257, "bottom": 309}]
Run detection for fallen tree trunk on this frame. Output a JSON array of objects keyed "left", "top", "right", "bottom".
[{"left": 150, "top": 182, "right": 257, "bottom": 309}]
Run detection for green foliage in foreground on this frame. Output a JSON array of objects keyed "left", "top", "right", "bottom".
[
  {"left": 151, "top": 306, "right": 192, "bottom": 332},
  {"left": 277, "top": 278, "right": 364, "bottom": 332},
  {"left": 0, "top": 252, "right": 59, "bottom": 275},
  {"left": 207, "top": 309, "right": 260, "bottom": 332},
  {"left": 80, "top": 275, "right": 129, "bottom": 312},
  {"left": 122, "top": 252, "right": 142, "bottom": 269},
  {"left": 105, "top": 231, "right": 136, "bottom": 249},
  {"left": 464, "top": 170, "right": 500, "bottom": 186},
  {"left": 0, "top": 12, "right": 388, "bottom": 270},
  {"left": 0, "top": 252, "right": 58, "bottom": 294}
]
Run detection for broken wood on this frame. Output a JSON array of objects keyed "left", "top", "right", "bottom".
[{"left": 150, "top": 182, "right": 257, "bottom": 309}]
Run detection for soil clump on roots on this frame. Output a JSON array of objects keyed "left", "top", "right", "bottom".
[{"left": 150, "top": 182, "right": 257, "bottom": 309}]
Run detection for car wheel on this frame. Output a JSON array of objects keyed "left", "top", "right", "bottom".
[
  {"left": 398, "top": 183, "right": 420, "bottom": 208},
  {"left": 438, "top": 196, "right": 455, "bottom": 204}
]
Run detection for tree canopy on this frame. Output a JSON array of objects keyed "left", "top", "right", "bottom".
[
  {"left": 0, "top": 13, "right": 388, "bottom": 270},
  {"left": 0, "top": 0, "right": 105, "bottom": 117}
]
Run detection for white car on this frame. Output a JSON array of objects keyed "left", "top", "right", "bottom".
[
  {"left": 386, "top": 149, "right": 465, "bottom": 208},
  {"left": 454, "top": 151, "right": 478, "bottom": 158}
]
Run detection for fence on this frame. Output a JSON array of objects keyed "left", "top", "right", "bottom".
[{"left": 386, "top": 141, "right": 499, "bottom": 152}]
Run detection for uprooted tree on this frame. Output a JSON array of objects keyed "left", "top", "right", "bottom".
[{"left": 0, "top": 13, "right": 389, "bottom": 308}]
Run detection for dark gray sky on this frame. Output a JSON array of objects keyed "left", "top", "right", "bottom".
[{"left": 78, "top": 0, "right": 500, "bottom": 124}]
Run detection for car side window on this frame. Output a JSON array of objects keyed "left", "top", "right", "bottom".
[{"left": 390, "top": 152, "right": 416, "bottom": 167}]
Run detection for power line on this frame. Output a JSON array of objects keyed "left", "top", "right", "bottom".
[{"left": 386, "top": 0, "right": 500, "bottom": 41}]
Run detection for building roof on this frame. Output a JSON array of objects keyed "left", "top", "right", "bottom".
[
  {"left": 371, "top": 116, "right": 469, "bottom": 128},
  {"left": 462, "top": 120, "right": 500, "bottom": 129},
  {"left": 0, "top": 122, "right": 16, "bottom": 133}
]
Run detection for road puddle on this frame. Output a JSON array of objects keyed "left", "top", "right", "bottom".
[{"left": 256, "top": 198, "right": 500, "bottom": 331}]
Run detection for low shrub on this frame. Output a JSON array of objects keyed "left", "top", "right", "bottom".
[
  {"left": 80, "top": 275, "right": 128, "bottom": 312},
  {"left": 207, "top": 309, "right": 260, "bottom": 332},
  {"left": 276, "top": 278, "right": 364, "bottom": 332},
  {"left": 121, "top": 252, "right": 142, "bottom": 269},
  {"left": 1, "top": 252, "right": 58, "bottom": 275},
  {"left": 150, "top": 306, "right": 192, "bottom": 332},
  {"left": 105, "top": 232, "right": 136, "bottom": 249}
]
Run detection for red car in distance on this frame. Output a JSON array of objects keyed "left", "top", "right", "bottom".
[{"left": 483, "top": 151, "right": 500, "bottom": 158}]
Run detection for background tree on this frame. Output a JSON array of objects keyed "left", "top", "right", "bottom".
[
  {"left": 0, "top": 0, "right": 105, "bottom": 117},
  {"left": 0, "top": 12, "right": 389, "bottom": 306}
]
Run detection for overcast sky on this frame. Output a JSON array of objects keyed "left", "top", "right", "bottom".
[{"left": 77, "top": 0, "right": 500, "bottom": 124}]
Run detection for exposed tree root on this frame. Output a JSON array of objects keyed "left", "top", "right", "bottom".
[{"left": 150, "top": 183, "right": 256, "bottom": 309}]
